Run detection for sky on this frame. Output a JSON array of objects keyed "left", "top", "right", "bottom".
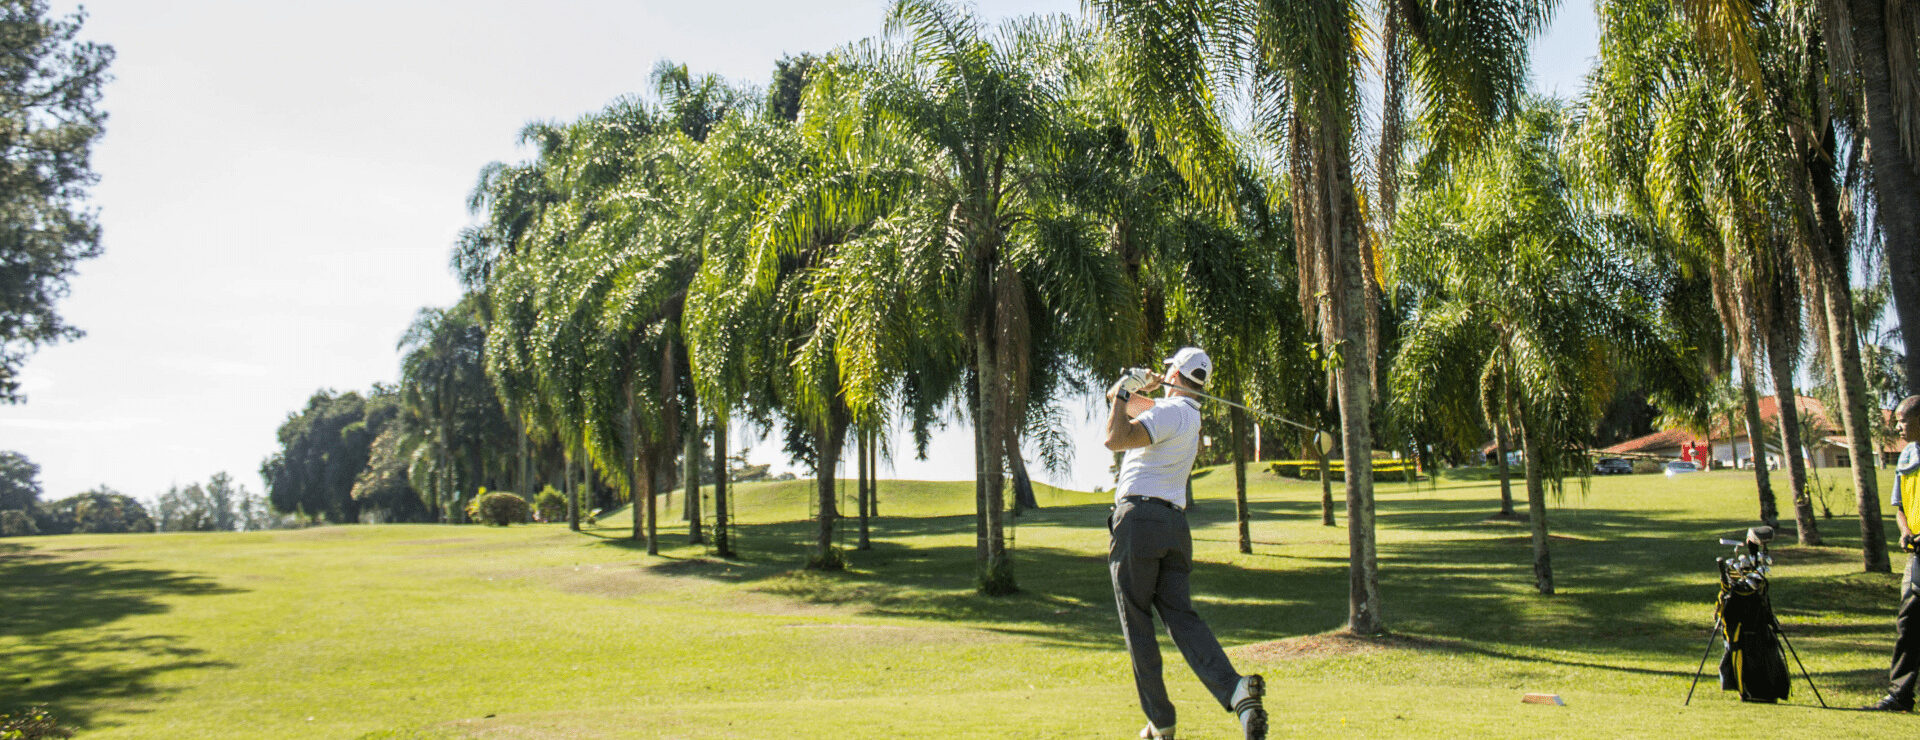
[{"left": 2, "top": 0, "right": 1600, "bottom": 503}]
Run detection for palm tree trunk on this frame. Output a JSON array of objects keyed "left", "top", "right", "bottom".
[
  {"left": 647, "top": 445, "right": 664, "bottom": 556},
  {"left": 684, "top": 402, "right": 703, "bottom": 544},
  {"left": 1333, "top": 162, "right": 1382, "bottom": 635},
  {"left": 516, "top": 419, "right": 529, "bottom": 500},
  {"left": 1232, "top": 402, "right": 1251, "bottom": 554},
  {"left": 1821, "top": 276, "right": 1892, "bottom": 571},
  {"left": 1317, "top": 431, "right": 1334, "bottom": 526},
  {"left": 856, "top": 426, "right": 871, "bottom": 551},
  {"left": 712, "top": 415, "right": 732, "bottom": 558},
  {"left": 812, "top": 418, "right": 841, "bottom": 569},
  {"left": 1846, "top": 0, "right": 1920, "bottom": 395},
  {"left": 1495, "top": 384, "right": 1516, "bottom": 517},
  {"left": 1806, "top": 122, "right": 1891, "bottom": 572},
  {"left": 565, "top": 446, "right": 580, "bottom": 532},
  {"left": 1739, "top": 361, "right": 1780, "bottom": 527},
  {"left": 867, "top": 431, "right": 879, "bottom": 519},
  {"left": 1008, "top": 440, "right": 1039, "bottom": 512},
  {"left": 976, "top": 331, "right": 1013, "bottom": 594},
  {"left": 581, "top": 446, "right": 593, "bottom": 527},
  {"left": 971, "top": 370, "right": 988, "bottom": 570},
  {"left": 1767, "top": 287, "right": 1820, "bottom": 544},
  {"left": 1520, "top": 413, "right": 1554, "bottom": 595},
  {"left": 625, "top": 408, "right": 643, "bottom": 544}
]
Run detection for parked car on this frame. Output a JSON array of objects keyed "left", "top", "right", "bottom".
[
  {"left": 1594, "top": 458, "right": 1634, "bottom": 475},
  {"left": 1664, "top": 461, "right": 1699, "bottom": 476},
  {"left": 1738, "top": 456, "right": 1773, "bottom": 470}
]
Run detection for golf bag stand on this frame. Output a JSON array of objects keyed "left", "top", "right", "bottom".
[{"left": 1684, "top": 527, "right": 1826, "bottom": 708}]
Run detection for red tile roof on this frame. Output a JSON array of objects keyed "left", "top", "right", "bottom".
[
  {"left": 1599, "top": 395, "right": 1900, "bottom": 455},
  {"left": 1601, "top": 427, "right": 1704, "bottom": 454}
]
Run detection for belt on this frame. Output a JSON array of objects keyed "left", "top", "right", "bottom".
[{"left": 1120, "top": 495, "right": 1180, "bottom": 511}]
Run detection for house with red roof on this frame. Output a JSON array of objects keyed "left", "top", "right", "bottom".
[{"left": 1599, "top": 395, "right": 1899, "bottom": 469}]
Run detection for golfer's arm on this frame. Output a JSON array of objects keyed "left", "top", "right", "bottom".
[
  {"left": 1899, "top": 503, "right": 1912, "bottom": 541},
  {"left": 1103, "top": 396, "right": 1152, "bottom": 451}
]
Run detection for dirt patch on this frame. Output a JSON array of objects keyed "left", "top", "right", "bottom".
[
  {"left": 649, "top": 557, "right": 766, "bottom": 581},
  {"left": 278, "top": 526, "right": 359, "bottom": 540},
  {"left": 1236, "top": 632, "right": 1455, "bottom": 662}
]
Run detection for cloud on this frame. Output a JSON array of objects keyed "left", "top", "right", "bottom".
[
  {"left": 157, "top": 355, "right": 270, "bottom": 378},
  {"left": 0, "top": 416, "right": 159, "bottom": 432}
]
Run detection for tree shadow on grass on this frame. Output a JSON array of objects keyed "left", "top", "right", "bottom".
[
  {"left": 560, "top": 495, "right": 1903, "bottom": 693},
  {"left": 0, "top": 542, "right": 239, "bottom": 730}
]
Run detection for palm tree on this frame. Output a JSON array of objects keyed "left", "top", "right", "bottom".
[
  {"left": 689, "top": 89, "right": 930, "bottom": 569},
  {"left": 398, "top": 296, "right": 516, "bottom": 522},
  {"left": 1578, "top": 0, "right": 1794, "bottom": 526},
  {"left": 1091, "top": 0, "right": 1553, "bottom": 632},
  {"left": 1825, "top": 0, "right": 1920, "bottom": 394},
  {"left": 1580, "top": 0, "right": 1876, "bottom": 563},
  {"left": 1390, "top": 101, "right": 1699, "bottom": 594},
  {"left": 796, "top": 2, "right": 1136, "bottom": 591},
  {"left": 683, "top": 118, "right": 793, "bottom": 560},
  {"left": 651, "top": 60, "right": 756, "bottom": 544}
]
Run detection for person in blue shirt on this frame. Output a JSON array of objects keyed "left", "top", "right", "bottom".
[
  {"left": 1103, "top": 347, "right": 1266, "bottom": 740},
  {"left": 1868, "top": 395, "right": 1920, "bottom": 711}
]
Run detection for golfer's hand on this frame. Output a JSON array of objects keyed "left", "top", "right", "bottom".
[
  {"left": 1106, "top": 377, "right": 1129, "bottom": 402},
  {"left": 1904, "top": 534, "right": 1918, "bottom": 553}
]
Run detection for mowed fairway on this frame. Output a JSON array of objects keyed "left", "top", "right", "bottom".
[{"left": 5, "top": 466, "right": 1917, "bottom": 738}]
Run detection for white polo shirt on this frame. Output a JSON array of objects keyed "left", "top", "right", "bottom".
[{"left": 1115, "top": 395, "right": 1202, "bottom": 508}]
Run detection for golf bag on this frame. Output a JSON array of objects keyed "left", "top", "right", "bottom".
[
  {"left": 1715, "top": 577, "right": 1790, "bottom": 702},
  {"left": 1687, "top": 526, "right": 1824, "bottom": 707}
]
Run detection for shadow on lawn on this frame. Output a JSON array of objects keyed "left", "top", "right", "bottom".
[
  {"left": 575, "top": 492, "right": 1903, "bottom": 692},
  {"left": 0, "top": 542, "right": 238, "bottom": 729}
]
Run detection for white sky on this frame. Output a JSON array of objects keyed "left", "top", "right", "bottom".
[{"left": 2, "top": 0, "right": 1599, "bottom": 502}]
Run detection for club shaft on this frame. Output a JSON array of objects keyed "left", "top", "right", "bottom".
[{"left": 1172, "top": 387, "right": 1317, "bottom": 433}]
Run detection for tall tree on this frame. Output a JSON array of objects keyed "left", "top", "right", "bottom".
[
  {"left": 262, "top": 390, "right": 378, "bottom": 523},
  {"left": 399, "top": 296, "right": 516, "bottom": 522},
  {"left": 0, "top": 450, "right": 39, "bottom": 512},
  {"left": 1391, "top": 101, "right": 1699, "bottom": 594},
  {"left": 1092, "top": 0, "right": 1552, "bottom": 633},
  {"left": 1828, "top": 0, "right": 1920, "bottom": 394},
  {"left": 1582, "top": 0, "right": 1880, "bottom": 563},
  {"left": 0, "top": 1, "right": 111, "bottom": 403},
  {"left": 789, "top": 3, "right": 1132, "bottom": 589}
]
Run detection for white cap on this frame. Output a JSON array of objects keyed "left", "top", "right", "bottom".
[{"left": 1164, "top": 346, "right": 1212, "bottom": 387}]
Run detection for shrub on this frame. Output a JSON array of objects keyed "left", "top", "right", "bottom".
[
  {"left": 32, "top": 489, "right": 153, "bottom": 534},
  {"left": 533, "top": 486, "right": 566, "bottom": 522},
  {"left": 1264, "top": 459, "right": 1418, "bottom": 481},
  {"left": 0, "top": 509, "right": 36, "bottom": 537},
  {"left": 1632, "top": 459, "right": 1665, "bottom": 475},
  {"left": 476, "top": 492, "right": 531, "bottom": 526},
  {"left": 0, "top": 705, "right": 72, "bottom": 739}
]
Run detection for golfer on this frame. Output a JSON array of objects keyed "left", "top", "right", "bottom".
[
  {"left": 1103, "top": 347, "right": 1266, "bottom": 740},
  {"left": 1868, "top": 394, "right": 1920, "bottom": 712}
]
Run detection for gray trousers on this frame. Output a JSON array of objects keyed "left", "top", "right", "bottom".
[
  {"left": 1109, "top": 498, "right": 1241, "bottom": 729},
  {"left": 1890, "top": 554, "right": 1920, "bottom": 700}
]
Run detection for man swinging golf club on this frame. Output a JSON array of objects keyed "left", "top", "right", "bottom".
[{"left": 1104, "top": 346, "right": 1266, "bottom": 740}]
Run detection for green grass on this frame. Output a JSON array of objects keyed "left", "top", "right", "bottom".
[{"left": 3, "top": 467, "right": 1916, "bottom": 738}]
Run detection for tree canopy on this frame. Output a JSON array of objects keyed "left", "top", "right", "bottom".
[{"left": 0, "top": 0, "right": 111, "bottom": 403}]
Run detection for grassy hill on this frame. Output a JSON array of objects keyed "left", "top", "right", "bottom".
[{"left": 3, "top": 466, "right": 1914, "bottom": 737}]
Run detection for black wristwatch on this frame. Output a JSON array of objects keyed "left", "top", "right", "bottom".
[{"left": 1116, "top": 389, "right": 1131, "bottom": 403}]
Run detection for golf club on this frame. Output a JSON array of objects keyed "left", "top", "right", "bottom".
[{"left": 1119, "top": 367, "right": 1332, "bottom": 453}]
